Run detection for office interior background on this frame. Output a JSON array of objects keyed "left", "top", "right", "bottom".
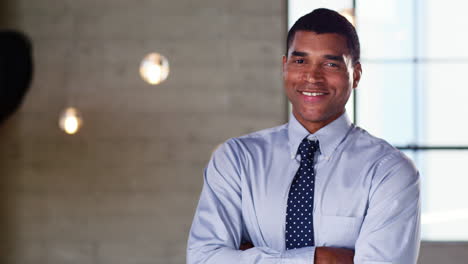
[{"left": 0, "top": 0, "right": 466, "bottom": 263}]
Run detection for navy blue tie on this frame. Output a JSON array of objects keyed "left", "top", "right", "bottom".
[{"left": 285, "top": 138, "right": 319, "bottom": 250}]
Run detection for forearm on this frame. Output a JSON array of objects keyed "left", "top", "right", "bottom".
[
  {"left": 315, "top": 247, "right": 354, "bottom": 264},
  {"left": 188, "top": 143, "right": 316, "bottom": 264},
  {"left": 239, "top": 243, "right": 354, "bottom": 264},
  {"left": 188, "top": 243, "right": 315, "bottom": 264}
]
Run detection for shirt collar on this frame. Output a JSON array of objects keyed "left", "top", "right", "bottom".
[{"left": 287, "top": 112, "right": 353, "bottom": 159}]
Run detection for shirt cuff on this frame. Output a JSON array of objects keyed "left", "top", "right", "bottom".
[{"left": 280, "top": 246, "right": 315, "bottom": 264}]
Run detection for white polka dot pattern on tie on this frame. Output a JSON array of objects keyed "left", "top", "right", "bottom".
[{"left": 285, "top": 138, "right": 319, "bottom": 250}]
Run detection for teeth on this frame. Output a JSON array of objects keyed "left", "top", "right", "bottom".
[{"left": 302, "top": 92, "right": 324, "bottom": 96}]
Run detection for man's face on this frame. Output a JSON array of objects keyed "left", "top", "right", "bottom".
[{"left": 283, "top": 31, "right": 361, "bottom": 133}]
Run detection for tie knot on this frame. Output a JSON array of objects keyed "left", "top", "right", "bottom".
[{"left": 298, "top": 138, "right": 319, "bottom": 161}]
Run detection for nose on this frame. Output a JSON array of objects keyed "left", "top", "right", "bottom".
[{"left": 302, "top": 64, "right": 323, "bottom": 83}]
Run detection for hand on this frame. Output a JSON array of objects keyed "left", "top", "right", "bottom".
[
  {"left": 239, "top": 242, "right": 254, "bottom": 251},
  {"left": 314, "top": 247, "right": 354, "bottom": 264}
]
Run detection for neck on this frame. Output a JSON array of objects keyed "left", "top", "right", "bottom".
[{"left": 293, "top": 111, "right": 344, "bottom": 134}]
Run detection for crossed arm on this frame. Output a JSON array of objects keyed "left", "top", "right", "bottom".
[
  {"left": 187, "top": 143, "right": 420, "bottom": 264},
  {"left": 187, "top": 169, "right": 356, "bottom": 264},
  {"left": 240, "top": 243, "right": 354, "bottom": 263}
]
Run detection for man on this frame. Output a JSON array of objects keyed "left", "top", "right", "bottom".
[{"left": 187, "top": 8, "right": 420, "bottom": 264}]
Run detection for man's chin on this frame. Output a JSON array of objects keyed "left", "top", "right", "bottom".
[
  {"left": 295, "top": 111, "right": 343, "bottom": 127},
  {"left": 295, "top": 113, "right": 326, "bottom": 125},
  {"left": 295, "top": 111, "right": 327, "bottom": 124}
]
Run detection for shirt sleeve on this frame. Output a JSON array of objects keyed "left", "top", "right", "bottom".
[
  {"left": 354, "top": 152, "right": 421, "bottom": 264},
  {"left": 187, "top": 139, "right": 315, "bottom": 264}
]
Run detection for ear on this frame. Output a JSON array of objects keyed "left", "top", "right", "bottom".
[
  {"left": 352, "top": 62, "right": 362, "bottom": 89},
  {"left": 282, "top": 55, "right": 288, "bottom": 78}
]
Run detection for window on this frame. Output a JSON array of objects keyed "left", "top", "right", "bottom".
[{"left": 288, "top": 0, "right": 468, "bottom": 241}]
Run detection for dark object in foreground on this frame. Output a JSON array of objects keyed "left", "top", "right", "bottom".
[{"left": 0, "top": 30, "right": 33, "bottom": 124}]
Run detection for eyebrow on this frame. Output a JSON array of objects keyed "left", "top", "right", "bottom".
[
  {"left": 290, "top": 51, "right": 308, "bottom": 57},
  {"left": 323, "top": 54, "right": 344, "bottom": 62}
]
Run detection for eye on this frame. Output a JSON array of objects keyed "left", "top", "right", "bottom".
[
  {"left": 294, "top": 59, "right": 305, "bottom": 64},
  {"left": 325, "top": 62, "right": 338, "bottom": 67}
]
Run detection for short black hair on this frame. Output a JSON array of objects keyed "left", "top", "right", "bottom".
[{"left": 286, "top": 8, "right": 360, "bottom": 65}]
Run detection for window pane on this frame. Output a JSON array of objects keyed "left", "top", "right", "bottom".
[
  {"left": 357, "top": 0, "right": 415, "bottom": 60},
  {"left": 419, "top": 63, "right": 468, "bottom": 145},
  {"left": 345, "top": 90, "right": 355, "bottom": 122},
  {"left": 419, "top": 151, "right": 468, "bottom": 240},
  {"left": 357, "top": 63, "right": 415, "bottom": 146},
  {"left": 401, "top": 150, "right": 416, "bottom": 162},
  {"left": 419, "top": 1, "right": 468, "bottom": 59}
]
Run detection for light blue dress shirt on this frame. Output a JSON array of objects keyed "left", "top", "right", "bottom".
[{"left": 187, "top": 113, "right": 420, "bottom": 264}]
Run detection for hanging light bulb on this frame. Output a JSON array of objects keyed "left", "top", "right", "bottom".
[
  {"left": 59, "top": 107, "right": 83, "bottom": 135},
  {"left": 339, "top": 8, "right": 356, "bottom": 26},
  {"left": 139, "top": 52, "right": 169, "bottom": 85}
]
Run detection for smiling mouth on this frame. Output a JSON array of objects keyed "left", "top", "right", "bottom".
[{"left": 301, "top": 91, "right": 326, "bottom": 96}]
